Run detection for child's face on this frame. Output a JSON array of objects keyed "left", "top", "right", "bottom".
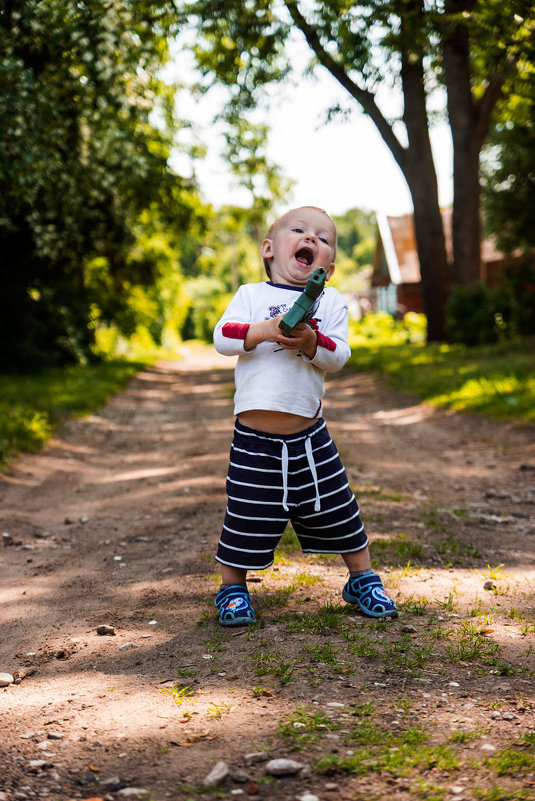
[{"left": 261, "top": 208, "right": 336, "bottom": 286}]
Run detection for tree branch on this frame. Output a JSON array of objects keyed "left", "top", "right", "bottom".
[
  {"left": 475, "top": 19, "right": 535, "bottom": 146},
  {"left": 283, "top": 0, "right": 407, "bottom": 172}
]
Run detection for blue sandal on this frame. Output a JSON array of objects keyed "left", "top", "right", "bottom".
[
  {"left": 215, "top": 585, "right": 256, "bottom": 627},
  {"left": 342, "top": 573, "right": 398, "bottom": 618}
]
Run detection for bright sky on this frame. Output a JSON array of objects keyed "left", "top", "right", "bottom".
[{"left": 170, "top": 47, "right": 453, "bottom": 219}]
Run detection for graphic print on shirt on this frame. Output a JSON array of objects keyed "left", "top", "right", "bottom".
[{"left": 268, "top": 303, "right": 291, "bottom": 318}]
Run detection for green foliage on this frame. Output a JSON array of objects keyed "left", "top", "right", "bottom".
[
  {"left": 331, "top": 208, "right": 376, "bottom": 294},
  {"left": 349, "top": 311, "right": 427, "bottom": 347},
  {"left": 445, "top": 275, "right": 535, "bottom": 345},
  {"left": 483, "top": 122, "right": 535, "bottom": 254},
  {"left": 179, "top": 0, "right": 533, "bottom": 340},
  {"left": 446, "top": 283, "right": 503, "bottom": 346},
  {"left": 0, "top": 360, "right": 144, "bottom": 467},
  {"left": 0, "top": 0, "right": 200, "bottom": 371},
  {"left": 221, "top": 116, "right": 293, "bottom": 240},
  {"left": 347, "top": 315, "right": 535, "bottom": 423},
  {"left": 482, "top": 30, "right": 535, "bottom": 258},
  {"left": 182, "top": 278, "right": 231, "bottom": 343},
  {"left": 498, "top": 258, "right": 535, "bottom": 337}
]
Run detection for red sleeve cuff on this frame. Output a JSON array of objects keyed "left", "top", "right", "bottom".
[
  {"left": 222, "top": 322, "right": 250, "bottom": 340},
  {"left": 317, "top": 332, "right": 337, "bottom": 352}
]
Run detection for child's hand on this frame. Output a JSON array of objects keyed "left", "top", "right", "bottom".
[
  {"left": 244, "top": 315, "right": 288, "bottom": 349},
  {"left": 244, "top": 316, "right": 317, "bottom": 359},
  {"left": 276, "top": 320, "right": 318, "bottom": 359}
]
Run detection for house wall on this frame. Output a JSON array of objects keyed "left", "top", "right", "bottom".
[{"left": 398, "top": 284, "right": 425, "bottom": 315}]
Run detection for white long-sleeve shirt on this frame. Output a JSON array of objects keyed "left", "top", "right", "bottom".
[{"left": 213, "top": 280, "right": 351, "bottom": 418}]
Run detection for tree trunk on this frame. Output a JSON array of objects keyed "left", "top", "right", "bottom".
[
  {"left": 442, "top": 0, "right": 482, "bottom": 286},
  {"left": 407, "top": 173, "right": 450, "bottom": 341},
  {"left": 400, "top": 31, "right": 450, "bottom": 341}
]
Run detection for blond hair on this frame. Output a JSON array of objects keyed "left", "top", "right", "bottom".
[{"left": 262, "top": 206, "right": 337, "bottom": 278}]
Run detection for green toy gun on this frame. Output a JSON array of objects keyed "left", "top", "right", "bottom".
[{"left": 278, "top": 268, "right": 326, "bottom": 336}]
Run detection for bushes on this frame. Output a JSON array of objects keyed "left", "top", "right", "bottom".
[
  {"left": 445, "top": 259, "right": 535, "bottom": 345},
  {"left": 445, "top": 283, "right": 502, "bottom": 346},
  {"left": 348, "top": 311, "right": 427, "bottom": 347}
]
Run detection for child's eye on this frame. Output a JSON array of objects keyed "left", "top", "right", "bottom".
[
  {"left": 319, "top": 236, "right": 329, "bottom": 244},
  {"left": 292, "top": 227, "right": 304, "bottom": 233}
]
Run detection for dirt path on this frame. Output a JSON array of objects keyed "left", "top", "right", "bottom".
[{"left": 1, "top": 343, "right": 534, "bottom": 801}]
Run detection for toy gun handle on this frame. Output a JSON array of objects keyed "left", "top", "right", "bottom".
[{"left": 278, "top": 268, "right": 326, "bottom": 336}]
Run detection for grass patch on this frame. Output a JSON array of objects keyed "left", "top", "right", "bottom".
[
  {"left": 400, "top": 596, "right": 430, "bottom": 615},
  {"left": 342, "top": 630, "right": 382, "bottom": 660},
  {"left": 347, "top": 324, "right": 535, "bottom": 424},
  {"left": 474, "top": 787, "right": 535, "bottom": 801},
  {"left": 303, "top": 641, "right": 349, "bottom": 675},
  {"left": 251, "top": 649, "right": 296, "bottom": 685},
  {"left": 316, "top": 722, "right": 458, "bottom": 776},
  {"left": 159, "top": 683, "right": 199, "bottom": 705},
  {"left": 276, "top": 603, "right": 349, "bottom": 634},
  {"left": 435, "top": 536, "right": 483, "bottom": 562},
  {"left": 381, "top": 634, "right": 434, "bottom": 677},
  {"left": 484, "top": 742, "right": 535, "bottom": 776},
  {"left": 370, "top": 533, "right": 424, "bottom": 566},
  {"left": 446, "top": 621, "right": 502, "bottom": 664},
  {"left": 279, "top": 706, "right": 342, "bottom": 750},
  {"left": 0, "top": 360, "right": 146, "bottom": 467}
]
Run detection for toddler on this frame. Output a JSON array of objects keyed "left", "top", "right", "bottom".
[{"left": 212, "top": 206, "right": 398, "bottom": 625}]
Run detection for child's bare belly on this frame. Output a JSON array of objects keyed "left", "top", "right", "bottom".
[{"left": 238, "top": 410, "right": 316, "bottom": 435}]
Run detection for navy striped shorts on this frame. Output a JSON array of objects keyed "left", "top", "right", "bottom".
[{"left": 216, "top": 419, "right": 368, "bottom": 571}]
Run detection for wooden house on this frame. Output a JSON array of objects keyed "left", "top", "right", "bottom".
[{"left": 371, "top": 208, "right": 510, "bottom": 316}]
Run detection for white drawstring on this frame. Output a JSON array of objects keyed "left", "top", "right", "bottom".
[
  {"left": 280, "top": 441, "right": 289, "bottom": 511},
  {"left": 305, "top": 436, "right": 321, "bottom": 512},
  {"left": 279, "top": 434, "right": 321, "bottom": 513}
]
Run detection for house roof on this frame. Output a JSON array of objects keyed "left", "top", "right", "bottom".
[
  {"left": 373, "top": 208, "right": 509, "bottom": 286},
  {"left": 375, "top": 212, "right": 421, "bottom": 285}
]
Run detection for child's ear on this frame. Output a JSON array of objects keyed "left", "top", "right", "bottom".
[
  {"left": 260, "top": 238, "right": 273, "bottom": 260},
  {"left": 325, "top": 263, "right": 335, "bottom": 281}
]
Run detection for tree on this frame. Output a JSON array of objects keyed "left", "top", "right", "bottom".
[
  {"left": 332, "top": 207, "right": 376, "bottom": 294},
  {"left": 479, "top": 49, "right": 535, "bottom": 338},
  {"left": 0, "top": 0, "right": 197, "bottom": 370},
  {"left": 221, "top": 113, "right": 294, "bottom": 280},
  {"left": 178, "top": 0, "right": 534, "bottom": 340},
  {"left": 481, "top": 34, "right": 535, "bottom": 255}
]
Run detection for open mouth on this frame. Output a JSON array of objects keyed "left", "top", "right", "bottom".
[{"left": 295, "top": 247, "right": 314, "bottom": 267}]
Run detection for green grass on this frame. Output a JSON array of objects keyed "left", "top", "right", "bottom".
[
  {"left": 276, "top": 603, "right": 349, "bottom": 634},
  {"left": 279, "top": 706, "right": 343, "bottom": 750},
  {"left": 370, "top": 534, "right": 424, "bottom": 566},
  {"left": 159, "top": 683, "right": 199, "bottom": 705},
  {"left": 316, "top": 721, "right": 458, "bottom": 776},
  {"left": 347, "top": 325, "right": 535, "bottom": 424},
  {"left": 294, "top": 697, "right": 535, "bottom": 798},
  {"left": 435, "top": 535, "right": 482, "bottom": 561},
  {"left": 250, "top": 649, "right": 296, "bottom": 685},
  {"left": 0, "top": 360, "right": 146, "bottom": 467}
]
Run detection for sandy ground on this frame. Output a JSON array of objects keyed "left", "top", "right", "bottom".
[{"left": 0, "top": 342, "right": 534, "bottom": 801}]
